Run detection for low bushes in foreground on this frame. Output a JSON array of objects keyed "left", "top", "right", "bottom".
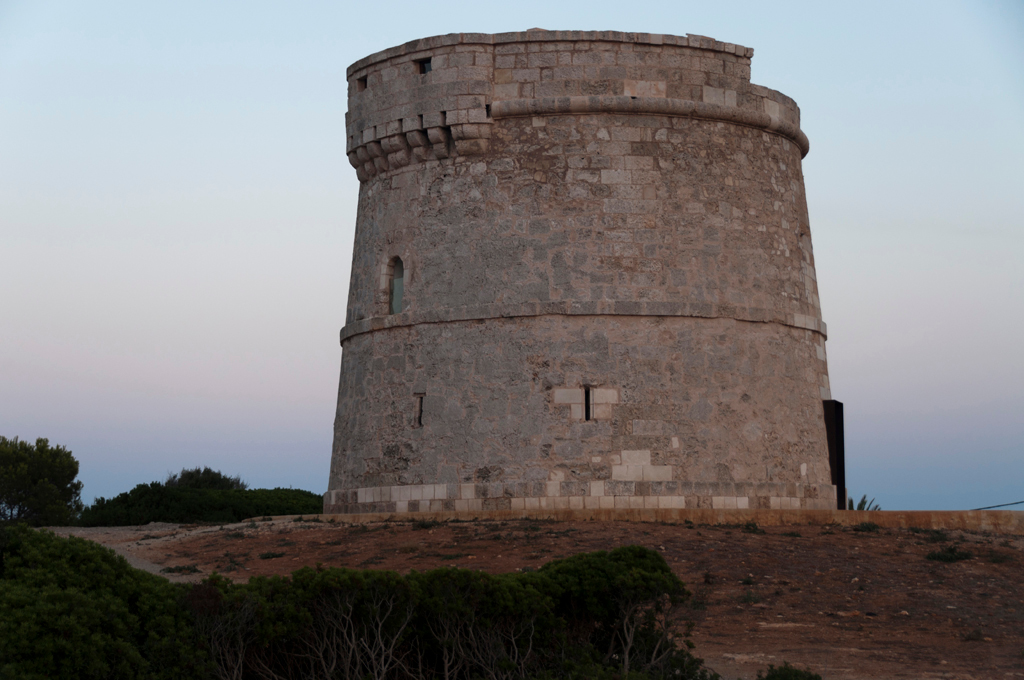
[
  {"left": 0, "top": 524, "right": 206, "bottom": 679},
  {"left": 3, "top": 527, "right": 823, "bottom": 679},
  {"left": 189, "top": 544, "right": 718, "bottom": 680}
]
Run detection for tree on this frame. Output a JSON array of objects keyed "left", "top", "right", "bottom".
[
  {"left": 0, "top": 437, "right": 83, "bottom": 526},
  {"left": 164, "top": 467, "right": 247, "bottom": 491}
]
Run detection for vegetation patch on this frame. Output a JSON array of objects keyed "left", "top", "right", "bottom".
[
  {"left": 412, "top": 519, "right": 442, "bottom": 530},
  {"left": 0, "top": 524, "right": 206, "bottom": 678},
  {"left": 79, "top": 473, "right": 321, "bottom": 526},
  {"left": 758, "top": 662, "right": 823, "bottom": 679},
  {"left": 258, "top": 551, "right": 285, "bottom": 560},
  {"left": 927, "top": 545, "right": 973, "bottom": 563},
  {"left": 160, "top": 564, "right": 200, "bottom": 574},
  {"left": 909, "top": 527, "right": 949, "bottom": 543},
  {"left": 852, "top": 522, "right": 881, "bottom": 533}
]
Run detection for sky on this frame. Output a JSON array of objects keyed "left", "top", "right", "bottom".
[{"left": 1, "top": 0, "right": 1021, "bottom": 510}]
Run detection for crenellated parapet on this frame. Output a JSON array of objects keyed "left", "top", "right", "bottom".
[{"left": 345, "top": 30, "right": 807, "bottom": 182}]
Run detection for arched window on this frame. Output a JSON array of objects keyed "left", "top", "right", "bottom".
[{"left": 388, "top": 257, "right": 404, "bottom": 314}]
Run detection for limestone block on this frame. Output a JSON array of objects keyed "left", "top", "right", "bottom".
[
  {"left": 642, "top": 465, "right": 672, "bottom": 481},
  {"left": 554, "top": 388, "right": 584, "bottom": 404},
  {"left": 620, "top": 450, "right": 651, "bottom": 465},
  {"left": 623, "top": 80, "right": 666, "bottom": 98}
]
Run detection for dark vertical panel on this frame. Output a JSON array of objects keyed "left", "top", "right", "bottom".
[{"left": 823, "top": 400, "right": 846, "bottom": 510}]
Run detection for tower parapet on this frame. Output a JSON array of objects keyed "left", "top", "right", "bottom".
[{"left": 328, "top": 30, "right": 835, "bottom": 515}]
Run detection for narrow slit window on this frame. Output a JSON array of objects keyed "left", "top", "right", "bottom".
[
  {"left": 415, "top": 58, "right": 432, "bottom": 74},
  {"left": 584, "top": 387, "right": 592, "bottom": 421},
  {"left": 388, "top": 257, "right": 404, "bottom": 315},
  {"left": 356, "top": 76, "right": 367, "bottom": 92},
  {"left": 414, "top": 393, "right": 425, "bottom": 427}
]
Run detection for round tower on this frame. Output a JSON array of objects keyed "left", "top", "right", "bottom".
[{"left": 326, "top": 30, "right": 836, "bottom": 515}]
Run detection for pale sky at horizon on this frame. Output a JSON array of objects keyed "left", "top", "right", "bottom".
[{"left": 1, "top": 0, "right": 1022, "bottom": 510}]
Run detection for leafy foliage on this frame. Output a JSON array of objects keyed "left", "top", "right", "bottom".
[
  {"left": 0, "top": 436, "right": 83, "bottom": 526},
  {"left": 757, "top": 662, "right": 823, "bottom": 679},
  {"left": 926, "top": 545, "right": 974, "bottom": 563},
  {"left": 185, "top": 545, "right": 720, "bottom": 680},
  {"left": 78, "top": 484, "right": 321, "bottom": 526},
  {"left": 0, "top": 524, "right": 206, "bottom": 679},
  {"left": 165, "top": 467, "right": 248, "bottom": 491},
  {"left": 848, "top": 494, "right": 881, "bottom": 511}
]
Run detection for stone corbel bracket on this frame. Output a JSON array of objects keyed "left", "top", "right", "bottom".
[{"left": 347, "top": 110, "right": 492, "bottom": 182}]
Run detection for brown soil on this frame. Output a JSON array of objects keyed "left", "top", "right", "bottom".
[{"left": 54, "top": 518, "right": 1024, "bottom": 679}]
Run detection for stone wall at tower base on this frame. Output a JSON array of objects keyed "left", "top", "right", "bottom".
[{"left": 324, "top": 480, "right": 837, "bottom": 514}]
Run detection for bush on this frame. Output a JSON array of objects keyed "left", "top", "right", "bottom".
[
  {"left": 185, "top": 546, "right": 719, "bottom": 680},
  {"left": 164, "top": 467, "right": 247, "bottom": 491},
  {"left": 757, "top": 662, "right": 822, "bottom": 679},
  {"left": 0, "top": 436, "right": 83, "bottom": 526},
  {"left": 78, "top": 484, "right": 322, "bottom": 526},
  {"left": 0, "top": 524, "right": 206, "bottom": 679},
  {"left": 927, "top": 545, "right": 973, "bottom": 563}
]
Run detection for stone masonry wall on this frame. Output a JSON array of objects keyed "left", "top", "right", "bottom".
[{"left": 328, "top": 30, "right": 835, "bottom": 514}]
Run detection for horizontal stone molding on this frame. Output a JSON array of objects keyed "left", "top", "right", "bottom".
[
  {"left": 340, "top": 301, "right": 826, "bottom": 345},
  {"left": 492, "top": 96, "right": 809, "bottom": 158}
]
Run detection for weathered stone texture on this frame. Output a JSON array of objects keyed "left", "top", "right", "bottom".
[{"left": 328, "top": 30, "right": 835, "bottom": 514}]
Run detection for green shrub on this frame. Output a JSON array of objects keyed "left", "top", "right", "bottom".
[
  {"left": 927, "top": 545, "right": 973, "bottom": 562},
  {"left": 848, "top": 494, "right": 880, "bottom": 511},
  {"left": 0, "top": 436, "right": 83, "bottom": 526},
  {"left": 0, "top": 525, "right": 206, "bottom": 679},
  {"left": 164, "top": 467, "right": 246, "bottom": 491},
  {"left": 909, "top": 527, "right": 948, "bottom": 543},
  {"left": 757, "top": 662, "right": 822, "bottom": 679},
  {"left": 852, "top": 522, "right": 880, "bottom": 533},
  {"left": 185, "top": 546, "right": 719, "bottom": 680},
  {"left": 78, "top": 484, "right": 322, "bottom": 526}
]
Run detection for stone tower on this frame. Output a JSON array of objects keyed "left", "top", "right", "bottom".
[{"left": 325, "top": 30, "right": 836, "bottom": 515}]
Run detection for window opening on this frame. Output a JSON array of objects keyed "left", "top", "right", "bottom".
[
  {"left": 388, "top": 257, "right": 404, "bottom": 315},
  {"left": 414, "top": 393, "right": 425, "bottom": 427},
  {"left": 415, "top": 58, "right": 432, "bottom": 74},
  {"left": 584, "top": 386, "right": 592, "bottom": 421},
  {"left": 356, "top": 76, "right": 367, "bottom": 92}
]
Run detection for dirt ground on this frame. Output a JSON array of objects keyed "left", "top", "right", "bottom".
[{"left": 53, "top": 517, "right": 1024, "bottom": 680}]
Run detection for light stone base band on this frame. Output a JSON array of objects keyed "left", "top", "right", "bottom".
[{"left": 323, "top": 480, "right": 837, "bottom": 515}]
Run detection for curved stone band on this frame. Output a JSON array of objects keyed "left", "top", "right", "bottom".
[
  {"left": 492, "top": 96, "right": 810, "bottom": 158},
  {"left": 340, "top": 301, "right": 827, "bottom": 345}
]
